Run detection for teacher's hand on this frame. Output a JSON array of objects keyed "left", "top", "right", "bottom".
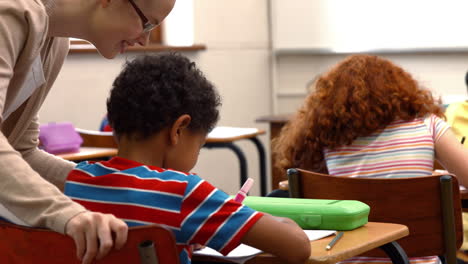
[{"left": 65, "top": 211, "right": 128, "bottom": 264}]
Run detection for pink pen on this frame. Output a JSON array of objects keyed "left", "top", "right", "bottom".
[{"left": 234, "top": 178, "right": 254, "bottom": 203}]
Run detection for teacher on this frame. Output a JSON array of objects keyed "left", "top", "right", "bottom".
[{"left": 0, "top": 0, "right": 175, "bottom": 263}]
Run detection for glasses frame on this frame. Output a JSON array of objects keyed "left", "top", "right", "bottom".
[{"left": 128, "top": 0, "right": 157, "bottom": 33}]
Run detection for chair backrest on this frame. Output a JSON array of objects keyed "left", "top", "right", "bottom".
[
  {"left": 0, "top": 221, "right": 179, "bottom": 264},
  {"left": 288, "top": 168, "right": 463, "bottom": 262},
  {"left": 76, "top": 128, "right": 118, "bottom": 148}
]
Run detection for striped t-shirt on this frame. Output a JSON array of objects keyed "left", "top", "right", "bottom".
[
  {"left": 324, "top": 114, "right": 449, "bottom": 178},
  {"left": 324, "top": 114, "right": 448, "bottom": 264},
  {"left": 64, "top": 157, "right": 263, "bottom": 264}
]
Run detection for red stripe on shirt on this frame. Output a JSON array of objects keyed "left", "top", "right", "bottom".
[
  {"left": 73, "top": 199, "right": 183, "bottom": 227},
  {"left": 68, "top": 170, "right": 187, "bottom": 196}
]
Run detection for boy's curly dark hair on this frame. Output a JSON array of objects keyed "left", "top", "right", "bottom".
[
  {"left": 273, "top": 54, "right": 444, "bottom": 174},
  {"left": 107, "top": 53, "right": 221, "bottom": 140}
]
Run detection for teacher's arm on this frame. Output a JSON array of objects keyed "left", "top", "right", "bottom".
[{"left": 0, "top": 4, "right": 128, "bottom": 264}]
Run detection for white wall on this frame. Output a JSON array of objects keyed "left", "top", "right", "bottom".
[
  {"left": 39, "top": 0, "right": 272, "bottom": 196},
  {"left": 270, "top": 1, "right": 468, "bottom": 114},
  {"left": 275, "top": 53, "right": 468, "bottom": 114},
  {"left": 189, "top": 0, "right": 271, "bottom": 195},
  {"left": 272, "top": 0, "right": 468, "bottom": 52}
]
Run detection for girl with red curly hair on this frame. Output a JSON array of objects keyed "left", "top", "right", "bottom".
[
  {"left": 273, "top": 53, "right": 468, "bottom": 264},
  {"left": 274, "top": 54, "right": 468, "bottom": 186}
]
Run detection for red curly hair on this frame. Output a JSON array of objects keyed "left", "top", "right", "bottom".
[{"left": 273, "top": 54, "right": 444, "bottom": 174}]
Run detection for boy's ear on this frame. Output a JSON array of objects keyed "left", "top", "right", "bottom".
[{"left": 169, "top": 114, "right": 192, "bottom": 145}]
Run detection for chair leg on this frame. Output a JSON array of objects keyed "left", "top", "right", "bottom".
[
  {"left": 287, "top": 168, "right": 302, "bottom": 198},
  {"left": 379, "top": 241, "right": 410, "bottom": 264},
  {"left": 440, "top": 175, "right": 458, "bottom": 264},
  {"left": 139, "top": 240, "right": 158, "bottom": 264},
  {"left": 248, "top": 137, "right": 267, "bottom": 196},
  {"left": 204, "top": 142, "right": 248, "bottom": 189}
]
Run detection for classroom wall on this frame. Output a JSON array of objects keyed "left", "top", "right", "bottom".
[
  {"left": 39, "top": 0, "right": 272, "bottom": 196},
  {"left": 270, "top": 1, "right": 468, "bottom": 114},
  {"left": 275, "top": 53, "right": 468, "bottom": 114},
  {"left": 271, "top": 0, "right": 468, "bottom": 52}
]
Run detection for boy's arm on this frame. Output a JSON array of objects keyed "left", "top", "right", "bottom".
[
  {"left": 180, "top": 175, "right": 309, "bottom": 263},
  {"left": 241, "top": 213, "right": 311, "bottom": 264}
]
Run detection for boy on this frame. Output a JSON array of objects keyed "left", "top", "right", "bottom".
[{"left": 64, "top": 54, "right": 310, "bottom": 264}]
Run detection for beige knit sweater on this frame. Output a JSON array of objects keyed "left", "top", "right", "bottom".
[{"left": 0, "top": 0, "right": 86, "bottom": 233}]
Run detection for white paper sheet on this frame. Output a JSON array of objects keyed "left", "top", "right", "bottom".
[{"left": 193, "top": 229, "right": 336, "bottom": 264}]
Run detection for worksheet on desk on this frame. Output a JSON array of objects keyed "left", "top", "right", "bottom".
[{"left": 193, "top": 229, "right": 336, "bottom": 264}]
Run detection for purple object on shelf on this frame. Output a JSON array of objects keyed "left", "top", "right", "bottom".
[{"left": 39, "top": 122, "right": 83, "bottom": 154}]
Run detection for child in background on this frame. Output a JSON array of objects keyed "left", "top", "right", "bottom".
[
  {"left": 64, "top": 54, "right": 310, "bottom": 264},
  {"left": 99, "top": 115, "right": 112, "bottom": 132},
  {"left": 273, "top": 54, "right": 468, "bottom": 264},
  {"left": 442, "top": 71, "right": 468, "bottom": 252},
  {"left": 445, "top": 70, "right": 468, "bottom": 146}
]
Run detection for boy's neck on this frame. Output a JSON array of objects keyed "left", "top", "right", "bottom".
[{"left": 116, "top": 134, "right": 167, "bottom": 168}]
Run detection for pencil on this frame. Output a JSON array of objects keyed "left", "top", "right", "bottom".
[{"left": 326, "top": 231, "right": 344, "bottom": 250}]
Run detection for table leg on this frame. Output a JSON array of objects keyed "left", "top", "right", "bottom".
[
  {"left": 204, "top": 142, "right": 248, "bottom": 189},
  {"left": 379, "top": 241, "right": 410, "bottom": 264},
  {"left": 248, "top": 137, "right": 267, "bottom": 196}
]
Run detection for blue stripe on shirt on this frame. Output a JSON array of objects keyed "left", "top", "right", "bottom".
[{"left": 65, "top": 182, "right": 183, "bottom": 212}]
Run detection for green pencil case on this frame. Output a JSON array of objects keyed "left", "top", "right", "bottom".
[{"left": 241, "top": 196, "right": 370, "bottom": 230}]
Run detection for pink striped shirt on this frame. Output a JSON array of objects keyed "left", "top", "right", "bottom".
[{"left": 324, "top": 115, "right": 449, "bottom": 178}]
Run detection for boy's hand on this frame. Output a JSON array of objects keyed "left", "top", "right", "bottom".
[{"left": 65, "top": 211, "right": 128, "bottom": 264}]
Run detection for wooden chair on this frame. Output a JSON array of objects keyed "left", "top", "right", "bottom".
[
  {"left": 287, "top": 168, "right": 463, "bottom": 264},
  {"left": 0, "top": 220, "right": 179, "bottom": 264},
  {"left": 75, "top": 128, "right": 117, "bottom": 148}
]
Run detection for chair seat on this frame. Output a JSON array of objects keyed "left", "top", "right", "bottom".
[{"left": 287, "top": 168, "right": 463, "bottom": 264}]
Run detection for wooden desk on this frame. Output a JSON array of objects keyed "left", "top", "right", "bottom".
[
  {"left": 58, "top": 147, "right": 117, "bottom": 161},
  {"left": 204, "top": 127, "right": 268, "bottom": 196},
  {"left": 206, "top": 127, "right": 266, "bottom": 143},
  {"left": 193, "top": 222, "right": 409, "bottom": 264}
]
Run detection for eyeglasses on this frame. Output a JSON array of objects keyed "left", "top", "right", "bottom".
[{"left": 128, "top": 0, "right": 157, "bottom": 33}]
